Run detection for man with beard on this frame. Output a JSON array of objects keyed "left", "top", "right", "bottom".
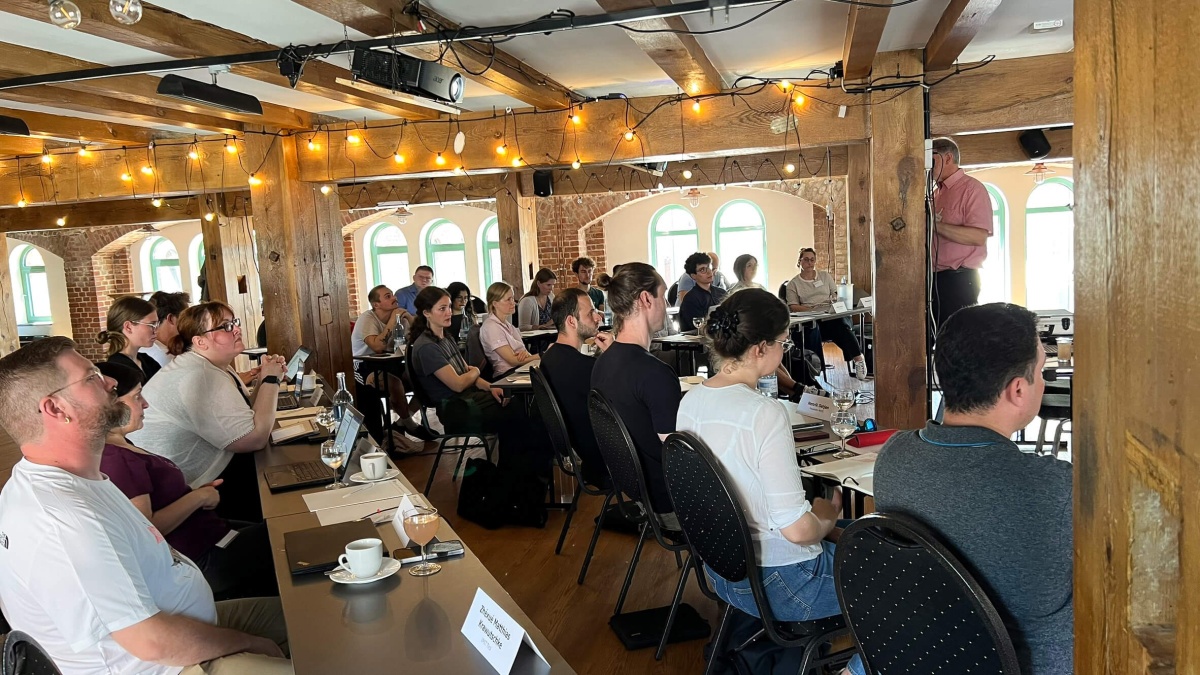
[{"left": 0, "top": 337, "right": 291, "bottom": 675}]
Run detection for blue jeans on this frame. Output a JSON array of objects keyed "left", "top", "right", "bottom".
[{"left": 706, "top": 540, "right": 865, "bottom": 675}]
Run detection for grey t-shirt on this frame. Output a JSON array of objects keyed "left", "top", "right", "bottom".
[
  {"left": 351, "top": 309, "right": 389, "bottom": 357},
  {"left": 874, "top": 422, "right": 1073, "bottom": 675}
]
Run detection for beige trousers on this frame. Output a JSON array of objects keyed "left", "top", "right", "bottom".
[{"left": 179, "top": 597, "right": 293, "bottom": 675}]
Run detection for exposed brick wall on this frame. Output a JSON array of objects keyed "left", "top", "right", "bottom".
[
  {"left": 533, "top": 191, "right": 650, "bottom": 281},
  {"left": 343, "top": 235, "right": 359, "bottom": 318}
]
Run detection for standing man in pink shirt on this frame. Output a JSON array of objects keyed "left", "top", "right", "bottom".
[{"left": 931, "top": 137, "right": 993, "bottom": 327}]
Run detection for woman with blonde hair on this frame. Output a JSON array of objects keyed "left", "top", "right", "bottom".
[
  {"left": 99, "top": 296, "right": 163, "bottom": 380},
  {"left": 517, "top": 268, "right": 557, "bottom": 330},
  {"left": 480, "top": 281, "right": 538, "bottom": 376}
]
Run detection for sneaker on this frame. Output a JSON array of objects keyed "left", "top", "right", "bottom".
[
  {"left": 389, "top": 431, "right": 426, "bottom": 455},
  {"left": 852, "top": 357, "right": 868, "bottom": 381}
]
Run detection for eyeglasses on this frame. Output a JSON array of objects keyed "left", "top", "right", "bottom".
[
  {"left": 132, "top": 320, "right": 160, "bottom": 330},
  {"left": 203, "top": 317, "right": 241, "bottom": 334},
  {"left": 773, "top": 339, "right": 794, "bottom": 351},
  {"left": 43, "top": 366, "right": 105, "bottom": 400}
]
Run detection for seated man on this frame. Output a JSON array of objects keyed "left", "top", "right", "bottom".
[
  {"left": 539, "top": 288, "right": 613, "bottom": 486},
  {"left": 572, "top": 256, "right": 606, "bottom": 312},
  {"left": 591, "top": 263, "right": 682, "bottom": 530},
  {"left": 678, "top": 252, "right": 727, "bottom": 331},
  {"left": 874, "top": 303, "right": 1072, "bottom": 674},
  {"left": 394, "top": 265, "right": 434, "bottom": 316},
  {"left": 0, "top": 337, "right": 291, "bottom": 675},
  {"left": 675, "top": 250, "right": 728, "bottom": 305}
]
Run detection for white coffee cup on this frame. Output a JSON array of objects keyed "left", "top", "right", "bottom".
[
  {"left": 361, "top": 452, "right": 389, "bottom": 480},
  {"left": 338, "top": 537, "right": 383, "bottom": 578}
]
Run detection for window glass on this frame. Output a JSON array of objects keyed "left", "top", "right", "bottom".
[
  {"left": 480, "top": 218, "right": 501, "bottom": 288},
  {"left": 148, "top": 237, "right": 183, "bottom": 293},
  {"left": 11, "top": 245, "right": 52, "bottom": 323},
  {"left": 424, "top": 220, "right": 467, "bottom": 287},
  {"left": 649, "top": 206, "right": 699, "bottom": 285},
  {"left": 1024, "top": 178, "right": 1074, "bottom": 311},
  {"left": 369, "top": 224, "right": 411, "bottom": 292},
  {"left": 714, "top": 200, "right": 768, "bottom": 284},
  {"left": 978, "top": 184, "right": 1010, "bottom": 304}
]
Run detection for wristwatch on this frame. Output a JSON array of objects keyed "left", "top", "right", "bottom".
[{"left": 261, "top": 375, "right": 280, "bottom": 385}]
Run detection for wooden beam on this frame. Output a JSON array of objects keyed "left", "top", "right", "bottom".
[
  {"left": 0, "top": 0, "right": 436, "bottom": 121},
  {"left": 869, "top": 51, "right": 927, "bottom": 429},
  {"left": 0, "top": 194, "right": 251, "bottom": 233},
  {"left": 929, "top": 52, "right": 1073, "bottom": 135},
  {"left": 955, "top": 126, "right": 1073, "bottom": 167},
  {"left": 0, "top": 107, "right": 176, "bottom": 146},
  {"left": 0, "top": 137, "right": 43, "bottom": 158},
  {"left": 846, "top": 143, "right": 872, "bottom": 294},
  {"left": 596, "top": 0, "right": 725, "bottom": 95},
  {"left": 0, "top": 237, "right": 19, "bottom": 356},
  {"left": 924, "top": 0, "right": 1005, "bottom": 71},
  {"left": 842, "top": 0, "right": 893, "bottom": 81},
  {"left": 201, "top": 212, "right": 261, "bottom": 345},
  {"left": 297, "top": 87, "right": 866, "bottom": 182},
  {"left": 0, "top": 85, "right": 243, "bottom": 136},
  {"left": 496, "top": 178, "right": 537, "bottom": 291},
  {"left": 288, "top": 0, "right": 573, "bottom": 110}
]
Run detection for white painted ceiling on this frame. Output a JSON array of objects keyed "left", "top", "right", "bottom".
[{"left": 0, "top": 0, "right": 1074, "bottom": 135}]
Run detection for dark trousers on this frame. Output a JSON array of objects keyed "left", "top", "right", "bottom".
[
  {"left": 440, "top": 389, "right": 554, "bottom": 480},
  {"left": 214, "top": 452, "right": 262, "bottom": 523},
  {"left": 800, "top": 318, "right": 863, "bottom": 364},
  {"left": 196, "top": 520, "right": 278, "bottom": 601},
  {"left": 934, "top": 268, "right": 981, "bottom": 328}
]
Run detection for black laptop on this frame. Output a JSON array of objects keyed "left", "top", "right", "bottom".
[
  {"left": 277, "top": 346, "right": 313, "bottom": 410},
  {"left": 284, "top": 519, "right": 382, "bottom": 575},
  {"left": 264, "top": 406, "right": 364, "bottom": 493}
]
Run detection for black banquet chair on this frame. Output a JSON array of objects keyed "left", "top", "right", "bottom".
[
  {"left": 529, "top": 367, "right": 615, "bottom": 583},
  {"left": 834, "top": 513, "right": 1022, "bottom": 674},
  {"left": 2, "top": 631, "right": 62, "bottom": 675},
  {"left": 662, "top": 431, "right": 855, "bottom": 675}
]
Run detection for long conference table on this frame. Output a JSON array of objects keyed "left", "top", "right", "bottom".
[{"left": 254, "top": 437, "right": 574, "bottom": 673}]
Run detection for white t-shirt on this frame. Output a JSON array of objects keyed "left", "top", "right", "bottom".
[
  {"left": 351, "top": 309, "right": 389, "bottom": 357},
  {"left": 676, "top": 382, "right": 822, "bottom": 568},
  {"left": 139, "top": 341, "right": 172, "bottom": 368},
  {"left": 129, "top": 351, "right": 256, "bottom": 487},
  {"left": 0, "top": 460, "right": 216, "bottom": 675},
  {"left": 785, "top": 271, "right": 836, "bottom": 308}
]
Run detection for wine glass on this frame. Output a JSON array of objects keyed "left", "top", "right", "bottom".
[
  {"left": 830, "top": 411, "right": 858, "bottom": 459},
  {"left": 833, "top": 389, "right": 855, "bottom": 412},
  {"left": 315, "top": 407, "right": 337, "bottom": 436},
  {"left": 692, "top": 317, "right": 703, "bottom": 334},
  {"left": 320, "top": 440, "right": 345, "bottom": 490},
  {"left": 403, "top": 506, "right": 442, "bottom": 576}
]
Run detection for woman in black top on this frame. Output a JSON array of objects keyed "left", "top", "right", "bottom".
[
  {"left": 99, "top": 296, "right": 162, "bottom": 380},
  {"left": 446, "top": 281, "right": 476, "bottom": 340}
]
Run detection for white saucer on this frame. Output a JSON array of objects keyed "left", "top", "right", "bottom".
[
  {"left": 328, "top": 558, "right": 401, "bottom": 585},
  {"left": 348, "top": 469, "right": 400, "bottom": 483}
]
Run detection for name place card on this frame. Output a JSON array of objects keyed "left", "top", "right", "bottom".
[
  {"left": 461, "top": 588, "right": 548, "bottom": 674},
  {"left": 831, "top": 301, "right": 849, "bottom": 313},
  {"left": 798, "top": 393, "right": 835, "bottom": 421}
]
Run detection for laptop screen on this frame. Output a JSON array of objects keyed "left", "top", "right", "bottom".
[
  {"left": 333, "top": 406, "right": 364, "bottom": 475},
  {"left": 284, "top": 346, "right": 313, "bottom": 381}
]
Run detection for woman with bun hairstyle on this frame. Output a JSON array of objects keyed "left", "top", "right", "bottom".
[
  {"left": 676, "top": 288, "right": 863, "bottom": 675},
  {"left": 99, "top": 296, "right": 162, "bottom": 380}
]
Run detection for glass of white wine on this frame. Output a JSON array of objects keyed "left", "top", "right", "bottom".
[
  {"left": 403, "top": 506, "right": 442, "bottom": 576},
  {"left": 833, "top": 390, "right": 855, "bottom": 412},
  {"left": 830, "top": 411, "right": 858, "bottom": 459},
  {"left": 320, "top": 440, "right": 344, "bottom": 490}
]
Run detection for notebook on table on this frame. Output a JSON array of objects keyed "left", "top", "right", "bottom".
[{"left": 264, "top": 406, "right": 363, "bottom": 493}]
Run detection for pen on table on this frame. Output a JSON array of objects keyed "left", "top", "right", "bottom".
[{"left": 356, "top": 505, "right": 400, "bottom": 522}]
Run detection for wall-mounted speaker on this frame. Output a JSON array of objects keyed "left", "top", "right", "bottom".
[
  {"left": 1018, "top": 129, "right": 1052, "bottom": 160},
  {"left": 532, "top": 170, "right": 553, "bottom": 197}
]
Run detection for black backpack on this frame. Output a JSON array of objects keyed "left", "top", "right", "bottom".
[{"left": 456, "top": 457, "right": 548, "bottom": 530}]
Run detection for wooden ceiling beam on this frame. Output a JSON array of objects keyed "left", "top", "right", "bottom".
[
  {"left": 0, "top": 193, "right": 249, "bottom": 233},
  {"left": 842, "top": 0, "right": 893, "bottom": 80},
  {"left": 0, "top": 107, "right": 179, "bottom": 146},
  {"left": 924, "top": 0, "right": 1005, "bottom": 72},
  {"left": 595, "top": 0, "right": 725, "bottom": 95},
  {"left": 955, "top": 126, "right": 1072, "bottom": 167},
  {"left": 0, "top": 0, "right": 437, "bottom": 121},
  {"left": 0, "top": 137, "right": 44, "bottom": 158},
  {"left": 288, "top": 0, "right": 574, "bottom": 109},
  {"left": 0, "top": 86, "right": 244, "bottom": 136},
  {"left": 929, "top": 51, "right": 1073, "bottom": 135}
]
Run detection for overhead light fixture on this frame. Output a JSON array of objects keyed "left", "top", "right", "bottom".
[
  {"left": 48, "top": 0, "right": 81, "bottom": 29},
  {"left": 395, "top": 202, "right": 413, "bottom": 225},
  {"left": 681, "top": 187, "right": 706, "bottom": 208},
  {"left": 157, "top": 70, "right": 263, "bottom": 116},
  {"left": 0, "top": 115, "right": 30, "bottom": 136},
  {"left": 109, "top": 0, "right": 143, "bottom": 25},
  {"left": 1024, "top": 162, "right": 1056, "bottom": 184}
]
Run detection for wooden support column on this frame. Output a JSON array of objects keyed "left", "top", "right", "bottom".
[
  {"left": 0, "top": 237, "right": 20, "bottom": 356},
  {"left": 245, "top": 133, "right": 351, "bottom": 385},
  {"left": 200, "top": 211, "right": 261, "bottom": 349},
  {"left": 496, "top": 182, "right": 538, "bottom": 292},
  {"left": 846, "top": 144, "right": 873, "bottom": 295},
  {"left": 869, "top": 51, "right": 927, "bottom": 429}
]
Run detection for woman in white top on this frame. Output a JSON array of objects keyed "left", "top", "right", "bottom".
[
  {"left": 479, "top": 281, "right": 539, "bottom": 376},
  {"left": 516, "top": 268, "right": 556, "bottom": 330},
  {"left": 676, "top": 288, "right": 863, "bottom": 675},
  {"left": 784, "top": 248, "right": 867, "bottom": 380},
  {"left": 725, "top": 254, "right": 765, "bottom": 296}
]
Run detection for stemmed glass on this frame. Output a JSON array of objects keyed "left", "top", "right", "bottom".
[
  {"left": 403, "top": 506, "right": 442, "bottom": 576},
  {"left": 830, "top": 411, "right": 858, "bottom": 459},
  {"left": 320, "top": 440, "right": 344, "bottom": 490},
  {"left": 315, "top": 407, "right": 338, "bottom": 435},
  {"left": 692, "top": 317, "right": 703, "bottom": 334},
  {"left": 833, "top": 389, "right": 855, "bottom": 412}
]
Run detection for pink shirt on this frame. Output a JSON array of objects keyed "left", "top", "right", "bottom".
[
  {"left": 933, "top": 169, "right": 992, "bottom": 271},
  {"left": 479, "top": 313, "right": 527, "bottom": 375}
]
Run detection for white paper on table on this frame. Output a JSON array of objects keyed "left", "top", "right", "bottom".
[
  {"left": 314, "top": 496, "right": 408, "bottom": 526},
  {"left": 801, "top": 453, "right": 878, "bottom": 496},
  {"left": 390, "top": 493, "right": 433, "bottom": 546},
  {"left": 269, "top": 420, "right": 315, "bottom": 444},
  {"left": 276, "top": 416, "right": 316, "bottom": 428},
  {"left": 302, "top": 479, "right": 405, "bottom": 512}
]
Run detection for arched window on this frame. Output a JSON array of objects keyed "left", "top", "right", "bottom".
[
  {"left": 479, "top": 217, "right": 501, "bottom": 288},
  {"left": 188, "top": 234, "right": 205, "bottom": 300},
  {"left": 713, "top": 199, "right": 767, "bottom": 284},
  {"left": 978, "top": 184, "right": 1009, "bottom": 304},
  {"left": 649, "top": 205, "right": 698, "bottom": 286},
  {"left": 1024, "top": 177, "right": 1074, "bottom": 311},
  {"left": 368, "top": 223, "right": 411, "bottom": 292},
  {"left": 10, "top": 245, "right": 52, "bottom": 323},
  {"left": 147, "top": 237, "right": 183, "bottom": 293},
  {"left": 423, "top": 219, "right": 467, "bottom": 286}
]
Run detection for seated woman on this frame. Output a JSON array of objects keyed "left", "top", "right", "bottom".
[
  {"left": 517, "top": 268, "right": 556, "bottom": 330},
  {"left": 99, "top": 296, "right": 162, "bottom": 381},
  {"left": 784, "top": 247, "right": 867, "bottom": 380},
  {"left": 480, "top": 282, "right": 539, "bottom": 377},
  {"left": 676, "top": 289, "right": 863, "bottom": 675},
  {"left": 129, "top": 301, "right": 287, "bottom": 521},
  {"left": 98, "top": 361, "right": 277, "bottom": 601},
  {"left": 446, "top": 281, "right": 477, "bottom": 340},
  {"left": 725, "top": 254, "right": 764, "bottom": 295}
]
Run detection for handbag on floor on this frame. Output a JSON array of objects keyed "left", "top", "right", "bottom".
[{"left": 456, "top": 457, "right": 549, "bottom": 530}]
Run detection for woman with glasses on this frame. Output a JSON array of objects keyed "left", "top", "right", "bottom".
[
  {"left": 785, "top": 247, "right": 867, "bottom": 380},
  {"left": 676, "top": 289, "right": 864, "bottom": 675},
  {"left": 129, "top": 302, "right": 286, "bottom": 521},
  {"left": 99, "top": 296, "right": 163, "bottom": 381}
]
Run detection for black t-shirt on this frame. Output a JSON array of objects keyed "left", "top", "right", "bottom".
[
  {"left": 679, "top": 284, "right": 727, "bottom": 330},
  {"left": 590, "top": 341, "right": 680, "bottom": 512},
  {"left": 106, "top": 351, "right": 162, "bottom": 382},
  {"left": 540, "top": 343, "right": 607, "bottom": 485}
]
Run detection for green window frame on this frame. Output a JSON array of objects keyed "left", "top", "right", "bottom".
[
  {"left": 147, "top": 236, "right": 182, "bottom": 292},
  {"left": 980, "top": 183, "right": 1010, "bottom": 303},
  {"left": 649, "top": 205, "right": 699, "bottom": 285},
  {"left": 480, "top": 217, "right": 500, "bottom": 288},
  {"left": 713, "top": 199, "right": 768, "bottom": 284},
  {"left": 1024, "top": 177, "right": 1075, "bottom": 311},
  {"left": 369, "top": 223, "right": 409, "bottom": 287},
  {"left": 16, "top": 246, "right": 51, "bottom": 323},
  {"left": 423, "top": 219, "right": 467, "bottom": 286}
]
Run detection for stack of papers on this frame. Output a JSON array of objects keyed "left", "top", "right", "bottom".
[
  {"left": 801, "top": 452, "right": 877, "bottom": 495},
  {"left": 302, "top": 480, "right": 411, "bottom": 526},
  {"left": 270, "top": 419, "right": 316, "bottom": 444}
]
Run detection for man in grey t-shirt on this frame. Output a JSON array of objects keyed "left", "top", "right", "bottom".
[{"left": 874, "top": 303, "right": 1072, "bottom": 674}]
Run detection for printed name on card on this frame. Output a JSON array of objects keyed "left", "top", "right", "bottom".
[
  {"left": 461, "top": 588, "right": 547, "bottom": 674},
  {"left": 798, "top": 393, "right": 835, "bottom": 421}
]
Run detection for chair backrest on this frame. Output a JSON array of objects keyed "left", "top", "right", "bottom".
[
  {"left": 530, "top": 367, "right": 575, "bottom": 466},
  {"left": 587, "top": 390, "right": 649, "bottom": 506},
  {"left": 2, "top": 631, "right": 62, "bottom": 675},
  {"left": 777, "top": 282, "right": 788, "bottom": 302},
  {"left": 835, "top": 513, "right": 1022, "bottom": 675},
  {"left": 667, "top": 282, "right": 679, "bottom": 306},
  {"left": 465, "top": 324, "right": 494, "bottom": 381}
]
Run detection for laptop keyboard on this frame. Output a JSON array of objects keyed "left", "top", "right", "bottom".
[{"left": 292, "top": 460, "right": 335, "bottom": 482}]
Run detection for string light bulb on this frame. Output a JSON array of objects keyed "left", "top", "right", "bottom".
[
  {"left": 225, "top": 140, "right": 237, "bottom": 154},
  {"left": 48, "top": 0, "right": 81, "bottom": 29},
  {"left": 56, "top": 217, "right": 66, "bottom": 227},
  {"left": 320, "top": 185, "right": 332, "bottom": 195},
  {"left": 571, "top": 159, "right": 581, "bottom": 170},
  {"left": 41, "top": 152, "right": 51, "bottom": 165},
  {"left": 793, "top": 93, "right": 805, "bottom": 105},
  {"left": 346, "top": 132, "right": 361, "bottom": 144},
  {"left": 187, "top": 147, "right": 199, "bottom": 160},
  {"left": 785, "top": 163, "right": 796, "bottom": 174},
  {"left": 109, "top": 0, "right": 143, "bottom": 25},
  {"left": 512, "top": 157, "right": 523, "bottom": 167},
  {"left": 120, "top": 172, "right": 132, "bottom": 182},
  {"left": 204, "top": 212, "right": 215, "bottom": 222},
  {"left": 151, "top": 197, "right": 162, "bottom": 207},
  {"left": 453, "top": 165, "right": 465, "bottom": 175},
  {"left": 77, "top": 146, "right": 89, "bottom": 157},
  {"left": 495, "top": 143, "right": 508, "bottom": 156},
  {"left": 683, "top": 169, "right": 693, "bottom": 180},
  {"left": 435, "top": 152, "right": 446, "bottom": 166},
  {"left": 779, "top": 80, "right": 792, "bottom": 91},
  {"left": 17, "top": 198, "right": 27, "bottom": 208},
  {"left": 571, "top": 113, "right": 581, "bottom": 125},
  {"left": 247, "top": 173, "right": 262, "bottom": 186},
  {"left": 140, "top": 165, "right": 154, "bottom": 176},
  {"left": 692, "top": 100, "right": 701, "bottom": 113},
  {"left": 307, "top": 139, "right": 318, "bottom": 151},
  {"left": 393, "top": 152, "right": 405, "bottom": 164},
  {"left": 624, "top": 130, "right": 635, "bottom": 142}
]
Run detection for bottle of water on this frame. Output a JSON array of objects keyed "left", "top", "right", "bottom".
[
  {"left": 392, "top": 321, "right": 407, "bottom": 354},
  {"left": 757, "top": 373, "right": 779, "bottom": 398},
  {"left": 459, "top": 309, "right": 471, "bottom": 341},
  {"left": 697, "top": 366, "right": 709, "bottom": 380},
  {"left": 332, "top": 372, "right": 353, "bottom": 424}
]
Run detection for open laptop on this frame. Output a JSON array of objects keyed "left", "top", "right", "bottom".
[
  {"left": 277, "top": 346, "right": 313, "bottom": 410},
  {"left": 264, "top": 406, "right": 364, "bottom": 493}
]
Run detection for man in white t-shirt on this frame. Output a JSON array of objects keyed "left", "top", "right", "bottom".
[{"left": 0, "top": 337, "right": 291, "bottom": 675}]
